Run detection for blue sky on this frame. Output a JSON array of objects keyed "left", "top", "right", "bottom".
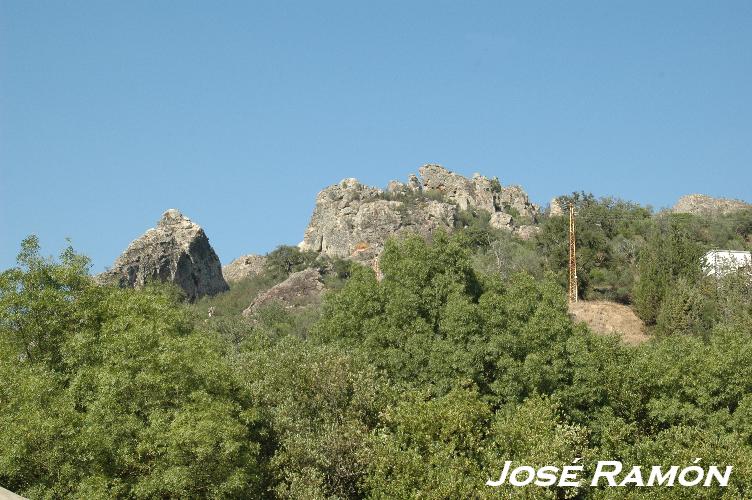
[{"left": 1, "top": 1, "right": 751, "bottom": 272}]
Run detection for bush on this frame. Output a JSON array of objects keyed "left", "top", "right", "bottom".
[
  {"left": 264, "top": 245, "right": 319, "bottom": 279},
  {"left": 0, "top": 239, "right": 264, "bottom": 498},
  {"left": 5, "top": 224, "right": 752, "bottom": 498},
  {"left": 633, "top": 215, "right": 704, "bottom": 324},
  {"left": 654, "top": 278, "right": 714, "bottom": 338}
]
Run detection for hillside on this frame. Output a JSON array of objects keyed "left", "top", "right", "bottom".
[
  {"left": 569, "top": 300, "right": 649, "bottom": 345},
  {"left": 3, "top": 168, "right": 752, "bottom": 498}
]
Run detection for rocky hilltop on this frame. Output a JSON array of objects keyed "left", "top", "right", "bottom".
[
  {"left": 672, "top": 194, "right": 751, "bottom": 216},
  {"left": 93, "top": 172, "right": 751, "bottom": 308},
  {"left": 99, "top": 209, "right": 228, "bottom": 301},
  {"left": 416, "top": 164, "right": 538, "bottom": 219},
  {"left": 299, "top": 164, "right": 540, "bottom": 261}
]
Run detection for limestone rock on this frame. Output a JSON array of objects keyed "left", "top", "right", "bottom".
[
  {"left": 417, "top": 164, "right": 539, "bottom": 221},
  {"left": 672, "top": 194, "right": 751, "bottom": 216},
  {"left": 300, "top": 164, "right": 540, "bottom": 260},
  {"left": 407, "top": 173, "right": 422, "bottom": 191},
  {"left": 299, "top": 177, "right": 456, "bottom": 260},
  {"left": 242, "top": 268, "right": 324, "bottom": 316},
  {"left": 99, "top": 209, "right": 228, "bottom": 302},
  {"left": 489, "top": 212, "right": 513, "bottom": 230},
  {"left": 223, "top": 254, "right": 267, "bottom": 283},
  {"left": 419, "top": 164, "right": 477, "bottom": 210},
  {"left": 549, "top": 197, "right": 566, "bottom": 217},
  {"left": 514, "top": 225, "right": 542, "bottom": 240},
  {"left": 387, "top": 180, "right": 406, "bottom": 193}
]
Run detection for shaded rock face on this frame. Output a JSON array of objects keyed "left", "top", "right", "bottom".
[
  {"left": 672, "top": 194, "right": 751, "bottom": 216},
  {"left": 100, "top": 209, "right": 228, "bottom": 302},
  {"left": 300, "top": 165, "right": 539, "bottom": 260},
  {"left": 223, "top": 254, "right": 267, "bottom": 283},
  {"left": 242, "top": 268, "right": 324, "bottom": 316}
]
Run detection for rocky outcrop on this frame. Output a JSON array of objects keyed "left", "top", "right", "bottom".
[
  {"left": 99, "top": 209, "right": 228, "bottom": 302},
  {"left": 299, "top": 165, "right": 539, "bottom": 260},
  {"left": 489, "top": 212, "right": 513, "bottom": 230},
  {"left": 549, "top": 197, "right": 566, "bottom": 217},
  {"left": 223, "top": 254, "right": 267, "bottom": 283},
  {"left": 514, "top": 225, "right": 542, "bottom": 240},
  {"left": 418, "top": 164, "right": 538, "bottom": 221},
  {"left": 672, "top": 194, "right": 751, "bottom": 216},
  {"left": 299, "top": 177, "right": 456, "bottom": 261},
  {"left": 242, "top": 268, "right": 324, "bottom": 316}
]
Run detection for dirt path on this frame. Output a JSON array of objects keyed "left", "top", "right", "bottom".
[{"left": 568, "top": 300, "right": 650, "bottom": 345}]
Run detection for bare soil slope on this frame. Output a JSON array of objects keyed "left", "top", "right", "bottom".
[{"left": 569, "top": 300, "right": 649, "bottom": 345}]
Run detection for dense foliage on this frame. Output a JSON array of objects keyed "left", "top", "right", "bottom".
[
  {"left": 0, "top": 238, "right": 263, "bottom": 498},
  {"left": 2, "top": 199, "right": 752, "bottom": 498}
]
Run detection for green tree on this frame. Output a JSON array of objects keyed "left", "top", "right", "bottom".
[
  {"left": 0, "top": 239, "right": 263, "bottom": 499},
  {"left": 654, "top": 278, "right": 714, "bottom": 338},
  {"left": 0, "top": 236, "right": 92, "bottom": 370},
  {"left": 315, "top": 233, "right": 583, "bottom": 405},
  {"left": 537, "top": 192, "right": 652, "bottom": 302},
  {"left": 483, "top": 395, "right": 591, "bottom": 499},
  {"left": 633, "top": 215, "right": 704, "bottom": 324},
  {"left": 264, "top": 245, "right": 319, "bottom": 279},
  {"left": 237, "top": 334, "right": 392, "bottom": 499},
  {"left": 364, "top": 388, "right": 491, "bottom": 499}
]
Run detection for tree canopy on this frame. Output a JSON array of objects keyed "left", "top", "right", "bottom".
[{"left": 1, "top": 212, "right": 751, "bottom": 498}]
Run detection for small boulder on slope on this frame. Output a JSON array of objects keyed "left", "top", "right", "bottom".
[{"left": 242, "top": 268, "right": 325, "bottom": 316}]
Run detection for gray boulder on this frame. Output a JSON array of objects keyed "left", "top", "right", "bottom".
[
  {"left": 223, "top": 254, "right": 267, "bottom": 283},
  {"left": 514, "top": 225, "right": 542, "bottom": 240},
  {"left": 99, "top": 209, "right": 228, "bottom": 302},
  {"left": 242, "top": 268, "right": 324, "bottom": 316},
  {"left": 489, "top": 212, "right": 514, "bottom": 230}
]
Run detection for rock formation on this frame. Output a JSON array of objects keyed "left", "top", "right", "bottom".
[
  {"left": 513, "top": 225, "right": 542, "bottom": 240},
  {"left": 672, "top": 194, "right": 751, "bottom": 216},
  {"left": 99, "top": 209, "right": 228, "bottom": 302},
  {"left": 242, "top": 268, "right": 325, "bottom": 316},
  {"left": 548, "top": 197, "right": 566, "bottom": 217},
  {"left": 299, "top": 177, "right": 456, "bottom": 261},
  {"left": 418, "top": 164, "right": 538, "bottom": 222},
  {"left": 299, "top": 164, "right": 540, "bottom": 260},
  {"left": 489, "top": 212, "right": 513, "bottom": 230},
  {"left": 223, "top": 254, "right": 267, "bottom": 282}
]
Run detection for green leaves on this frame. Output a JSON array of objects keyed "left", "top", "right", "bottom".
[
  {"left": 0, "top": 240, "right": 263, "bottom": 499},
  {"left": 0, "top": 235, "right": 94, "bottom": 370},
  {"left": 237, "top": 335, "right": 390, "bottom": 498},
  {"left": 365, "top": 389, "right": 491, "bottom": 499},
  {"left": 2, "top": 228, "right": 752, "bottom": 498},
  {"left": 536, "top": 192, "right": 652, "bottom": 303}
]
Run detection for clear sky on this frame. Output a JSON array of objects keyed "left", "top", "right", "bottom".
[{"left": 1, "top": 1, "right": 751, "bottom": 272}]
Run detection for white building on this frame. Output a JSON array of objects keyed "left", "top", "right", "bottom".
[{"left": 703, "top": 250, "right": 752, "bottom": 277}]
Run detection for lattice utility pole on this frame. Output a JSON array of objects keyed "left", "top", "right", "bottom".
[{"left": 568, "top": 203, "right": 578, "bottom": 303}]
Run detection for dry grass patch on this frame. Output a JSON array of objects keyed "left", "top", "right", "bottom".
[{"left": 569, "top": 300, "right": 650, "bottom": 345}]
